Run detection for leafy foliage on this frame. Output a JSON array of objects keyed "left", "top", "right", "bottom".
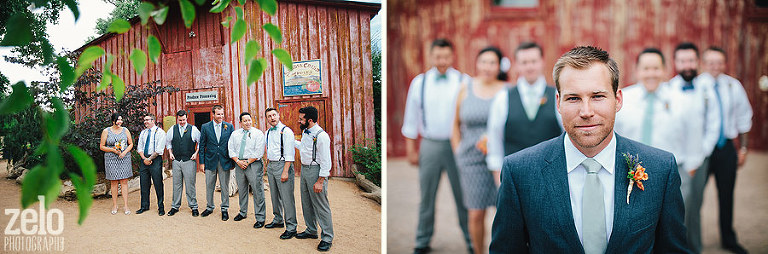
[
  {"left": 93, "top": 0, "right": 140, "bottom": 36},
  {"left": 349, "top": 139, "right": 381, "bottom": 187}
]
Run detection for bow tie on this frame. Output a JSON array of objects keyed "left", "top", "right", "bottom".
[
  {"left": 304, "top": 129, "right": 311, "bottom": 134},
  {"left": 436, "top": 73, "right": 447, "bottom": 81},
  {"left": 682, "top": 82, "right": 695, "bottom": 91},
  {"left": 269, "top": 127, "right": 277, "bottom": 131}
]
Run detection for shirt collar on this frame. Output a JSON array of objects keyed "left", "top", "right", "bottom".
[
  {"left": 178, "top": 123, "right": 187, "bottom": 129},
  {"left": 306, "top": 124, "right": 321, "bottom": 134},
  {"left": 145, "top": 125, "right": 157, "bottom": 132},
  {"left": 564, "top": 132, "right": 616, "bottom": 175},
  {"left": 427, "top": 67, "right": 457, "bottom": 81},
  {"left": 517, "top": 76, "right": 546, "bottom": 94}
]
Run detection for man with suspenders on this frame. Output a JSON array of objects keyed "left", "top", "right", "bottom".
[
  {"left": 295, "top": 106, "right": 334, "bottom": 252},
  {"left": 136, "top": 113, "right": 167, "bottom": 216},
  {"left": 264, "top": 107, "right": 298, "bottom": 240},
  {"left": 401, "top": 38, "right": 472, "bottom": 254}
]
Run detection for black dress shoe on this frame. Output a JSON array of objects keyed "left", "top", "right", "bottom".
[
  {"left": 191, "top": 209, "right": 199, "bottom": 217},
  {"left": 253, "top": 221, "right": 265, "bottom": 228},
  {"left": 723, "top": 243, "right": 748, "bottom": 254},
  {"left": 317, "top": 241, "right": 332, "bottom": 252},
  {"left": 201, "top": 209, "right": 213, "bottom": 217},
  {"left": 280, "top": 230, "right": 296, "bottom": 239},
  {"left": 295, "top": 231, "right": 318, "bottom": 239},
  {"left": 135, "top": 208, "right": 148, "bottom": 214},
  {"left": 265, "top": 222, "right": 284, "bottom": 228},
  {"left": 234, "top": 214, "right": 246, "bottom": 221},
  {"left": 167, "top": 208, "right": 178, "bottom": 216},
  {"left": 222, "top": 211, "right": 229, "bottom": 221},
  {"left": 158, "top": 209, "right": 165, "bottom": 216},
  {"left": 413, "top": 246, "right": 431, "bottom": 254}
]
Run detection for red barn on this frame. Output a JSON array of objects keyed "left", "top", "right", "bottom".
[
  {"left": 387, "top": 0, "right": 768, "bottom": 156},
  {"left": 75, "top": 0, "right": 380, "bottom": 177}
]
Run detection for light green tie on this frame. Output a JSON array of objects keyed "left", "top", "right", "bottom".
[
  {"left": 238, "top": 130, "right": 249, "bottom": 160},
  {"left": 641, "top": 93, "right": 656, "bottom": 145},
  {"left": 582, "top": 158, "right": 607, "bottom": 254},
  {"left": 525, "top": 88, "right": 539, "bottom": 121}
]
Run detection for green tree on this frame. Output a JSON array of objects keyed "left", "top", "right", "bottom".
[{"left": 93, "top": 0, "right": 139, "bottom": 35}]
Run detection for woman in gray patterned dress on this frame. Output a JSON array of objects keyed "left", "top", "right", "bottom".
[
  {"left": 99, "top": 113, "right": 134, "bottom": 215},
  {"left": 451, "top": 46, "right": 508, "bottom": 254}
]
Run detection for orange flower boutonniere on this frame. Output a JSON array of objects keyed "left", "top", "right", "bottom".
[
  {"left": 540, "top": 96, "right": 547, "bottom": 105},
  {"left": 623, "top": 153, "right": 649, "bottom": 204}
]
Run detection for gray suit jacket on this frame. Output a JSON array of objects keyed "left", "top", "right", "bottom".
[{"left": 490, "top": 133, "right": 690, "bottom": 253}]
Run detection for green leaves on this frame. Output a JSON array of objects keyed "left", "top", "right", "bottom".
[
  {"left": 138, "top": 2, "right": 155, "bottom": 25},
  {"left": 272, "top": 49, "right": 293, "bottom": 71},
  {"left": 97, "top": 55, "right": 114, "bottom": 91},
  {"left": 57, "top": 56, "right": 75, "bottom": 91},
  {"left": 75, "top": 46, "right": 106, "bottom": 78},
  {"left": 247, "top": 58, "right": 267, "bottom": 86},
  {"left": 193, "top": 0, "right": 206, "bottom": 6},
  {"left": 257, "top": 0, "right": 278, "bottom": 16},
  {"left": 263, "top": 23, "right": 282, "bottom": 45},
  {"left": 45, "top": 99, "right": 70, "bottom": 142},
  {"left": 231, "top": 20, "right": 246, "bottom": 43},
  {"left": 221, "top": 16, "right": 233, "bottom": 27},
  {"left": 67, "top": 143, "right": 97, "bottom": 225},
  {"left": 113, "top": 75, "right": 126, "bottom": 101},
  {"left": 107, "top": 19, "right": 131, "bottom": 34},
  {"left": 245, "top": 40, "right": 261, "bottom": 66},
  {"left": 235, "top": 6, "right": 244, "bottom": 20},
  {"left": 152, "top": 5, "right": 169, "bottom": 25},
  {"left": 130, "top": 48, "right": 147, "bottom": 75},
  {"left": 179, "top": 0, "right": 196, "bottom": 28},
  {"left": 148, "top": 35, "right": 161, "bottom": 64},
  {"left": 210, "top": 0, "right": 231, "bottom": 13},
  {"left": 63, "top": 0, "right": 80, "bottom": 21},
  {"left": 0, "top": 82, "right": 33, "bottom": 115},
  {"left": 1, "top": 14, "right": 33, "bottom": 46}
]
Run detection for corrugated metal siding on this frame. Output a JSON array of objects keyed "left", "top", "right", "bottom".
[
  {"left": 76, "top": 1, "right": 379, "bottom": 177},
  {"left": 387, "top": 0, "right": 768, "bottom": 156}
]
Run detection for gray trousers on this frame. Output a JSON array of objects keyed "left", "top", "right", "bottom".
[
  {"left": 300, "top": 164, "right": 334, "bottom": 242},
  {"left": 686, "top": 157, "right": 710, "bottom": 253},
  {"left": 415, "top": 139, "right": 471, "bottom": 249},
  {"left": 267, "top": 160, "right": 298, "bottom": 231},
  {"left": 171, "top": 160, "right": 198, "bottom": 210},
  {"left": 235, "top": 160, "right": 265, "bottom": 222},
  {"left": 205, "top": 164, "right": 231, "bottom": 212}
]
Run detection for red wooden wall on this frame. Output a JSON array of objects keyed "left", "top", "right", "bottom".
[
  {"left": 75, "top": 0, "right": 380, "bottom": 177},
  {"left": 387, "top": 0, "right": 768, "bottom": 156}
]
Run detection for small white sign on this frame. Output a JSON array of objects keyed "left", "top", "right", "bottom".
[{"left": 186, "top": 91, "right": 218, "bottom": 102}]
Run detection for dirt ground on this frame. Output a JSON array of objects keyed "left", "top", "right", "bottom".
[
  {"left": 0, "top": 161, "right": 381, "bottom": 253},
  {"left": 387, "top": 152, "right": 768, "bottom": 254}
]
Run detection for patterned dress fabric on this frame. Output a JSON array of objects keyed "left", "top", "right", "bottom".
[
  {"left": 456, "top": 81, "right": 498, "bottom": 209},
  {"left": 104, "top": 127, "right": 133, "bottom": 180}
]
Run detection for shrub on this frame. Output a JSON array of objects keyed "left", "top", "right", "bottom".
[{"left": 349, "top": 138, "right": 381, "bottom": 187}]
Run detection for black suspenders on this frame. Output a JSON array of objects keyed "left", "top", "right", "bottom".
[
  {"left": 266, "top": 126, "right": 288, "bottom": 161},
  {"left": 311, "top": 130, "right": 325, "bottom": 166},
  {"left": 420, "top": 71, "right": 463, "bottom": 130}
]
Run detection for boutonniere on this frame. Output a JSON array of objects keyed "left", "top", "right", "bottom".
[
  {"left": 540, "top": 96, "right": 547, "bottom": 105},
  {"left": 623, "top": 153, "right": 649, "bottom": 204},
  {"left": 224, "top": 124, "right": 228, "bottom": 130}
]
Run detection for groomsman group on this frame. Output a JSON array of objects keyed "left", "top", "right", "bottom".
[
  {"left": 134, "top": 105, "right": 335, "bottom": 252},
  {"left": 406, "top": 39, "right": 752, "bottom": 254}
]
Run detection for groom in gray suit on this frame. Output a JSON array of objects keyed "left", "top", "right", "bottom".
[{"left": 490, "top": 46, "right": 690, "bottom": 253}]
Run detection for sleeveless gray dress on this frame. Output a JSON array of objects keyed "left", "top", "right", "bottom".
[
  {"left": 104, "top": 127, "right": 133, "bottom": 180},
  {"left": 456, "top": 81, "right": 498, "bottom": 209}
]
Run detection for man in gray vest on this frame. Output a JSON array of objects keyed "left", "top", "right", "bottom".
[
  {"left": 166, "top": 110, "right": 201, "bottom": 217},
  {"left": 294, "top": 106, "right": 334, "bottom": 252},
  {"left": 401, "top": 38, "right": 472, "bottom": 254},
  {"left": 228, "top": 112, "right": 267, "bottom": 229},
  {"left": 264, "top": 107, "right": 298, "bottom": 240},
  {"left": 198, "top": 105, "right": 235, "bottom": 221},
  {"left": 486, "top": 41, "right": 563, "bottom": 183}
]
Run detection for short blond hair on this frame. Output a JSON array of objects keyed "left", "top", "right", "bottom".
[{"left": 553, "top": 46, "right": 619, "bottom": 95}]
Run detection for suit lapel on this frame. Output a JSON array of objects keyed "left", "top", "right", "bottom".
[
  {"left": 543, "top": 134, "right": 583, "bottom": 250},
  {"left": 606, "top": 134, "right": 632, "bottom": 252}
]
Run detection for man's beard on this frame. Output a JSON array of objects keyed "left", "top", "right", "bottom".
[
  {"left": 300, "top": 122, "right": 309, "bottom": 130},
  {"left": 679, "top": 69, "right": 697, "bottom": 82}
]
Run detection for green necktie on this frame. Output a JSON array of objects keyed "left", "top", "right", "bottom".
[
  {"left": 238, "top": 129, "right": 249, "bottom": 160},
  {"left": 641, "top": 93, "right": 656, "bottom": 145},
  {"left": 581, "top": 158, "right": 607, "bottom": 254}
]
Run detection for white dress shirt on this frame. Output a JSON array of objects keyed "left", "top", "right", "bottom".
[
  {"left": 565, "top": 132, "right": 616, "bottom": 244},
  {"left": 296, "top": 125, "right": 332, "bottom": 177},
  {"left": 213, "top": 121, "right": 223, "bottom": 142},
  {"left": 165, "top": 124, "right": 201, "bottom": 150},
  {"left": 401, "top": 67, "right": 467, "bottom": 140},
  {"left": 228, "top": 127, "right": 265, "bottom": 160},
  {"left": 668, "top": 75, "right": 720, "bottom": 154},
  {"left": 486, "top": 76, "right": 563, "bottom": 171},
  {"left": 615, "top": 83, "right": 704, "bottom": 171},
  {"left": 265, "top": 122, "right": 296, "bottom": 162},
  {"left": 137, "top": 126, "right": 166, "bottom": 156},
  {"left": 700, "top": 72, "right": 753, "bottom": 139}
]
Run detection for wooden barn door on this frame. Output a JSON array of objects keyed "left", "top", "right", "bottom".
[{"left": 275, "top": 98, "right": 330, "bottom": 175}]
